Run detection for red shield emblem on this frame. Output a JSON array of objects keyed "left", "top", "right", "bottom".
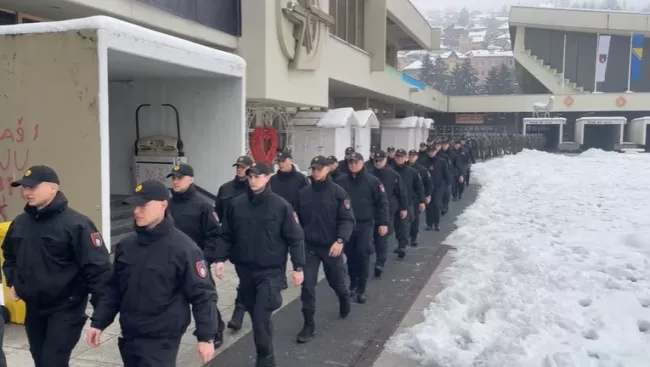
[
  {"left": 379, "top": 184, "right": 385, "bottom": 193},
  {"left": 343, "top": 199, "right": 351, "bottom": 210},
  {"left": 293, "top": 212, "right": 300, "bottom": 224},
  {"left": 90, "top": 232, "right": 103, "bottom": 248},
  {"left": 195, "top": 260, "right": 208, "bottom": 279},
  {"left": 211, "top": 211, "right": 219, "bottom": 223}
]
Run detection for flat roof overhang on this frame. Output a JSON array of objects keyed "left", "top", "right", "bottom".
[
  {"left": 386, "top": 0, "right": 440, "bottom": 50},
  {"left": 510, "top": 6, "right": 650, "bottom": 36}
]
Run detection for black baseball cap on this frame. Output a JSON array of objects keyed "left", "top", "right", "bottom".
[
  {"left": 276, "top": 151, "right": 292, "bottom": 161},
  {"left": 326, "top": 155, "right": 338, "bottom": 163},
  {"left": 454, "top": 140, "right": 462, "bottom": 145},
  {"left": 419, "top": 142, "right": 427, "bottom": 147},
  {"left": 375, "top": 150, "right": 387, "bottom": 159},
  {"left": 347, "top": 152, "right": 364, "bottom": 161},
  {"left": 246, "top": 161, "right": 271, "bottom": 176},
  {"left": 408, "top": 149, "right": 419, "bottom": 156},
  {"left": 310, "top": 155, "right": 328, "bottom": 169},
  {"left": 395, "top": 149, "right": 407, "bottom": 156},
  {"left": 233, "top": 155, "right": 254, "bottom": 167},
  {"left": 166, "top": 163, "right": 194, "bottom": 178},
  {"left": 124, "top": 180, "right": 170, "bottom": 206},
  {"left": 11, "top": 165, "right": 60, "bottom": 187},
  {"left": 387, "top": 146, "right": 396, "bottom": 152},
  {"left": 442, "top": 139, "right": 451, "bottom": 144},
  {"left": 370, "top": 145, "right": 378, "bottom": 152},
  {"left": 345, "top": 147, "right": 355, "bottom": 154}
]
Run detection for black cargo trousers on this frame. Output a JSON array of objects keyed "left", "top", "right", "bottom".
[
  {"left": 425, "top": 184, "right": 445, "bottom": 227},
  {"left": 300, "top": 244, "right": 348, "bottom": 314}
]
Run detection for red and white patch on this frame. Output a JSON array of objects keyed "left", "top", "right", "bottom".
[
  {"left": 211, "top": 211, "right": 219, "bottom": 223},
  {"left": 90, "top": 232, "right": 103, "bottom": 248},
  {"left": 292, "top": 212, "right": 300, "bottom": 224},
  {"left": 379, "top": 184, "right": 385, "bottom": 193},
  {"left": 343, "top": 199, "right": 351, "bottom": 210},
  {"left": 195, "top": 260, "right": 208, "bottom": 279}
]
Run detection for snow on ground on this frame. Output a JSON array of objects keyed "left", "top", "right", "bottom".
[{"left": 388, "top": 150, "right": 650, "bottom": 367}]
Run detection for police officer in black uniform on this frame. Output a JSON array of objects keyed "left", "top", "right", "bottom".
[
  {"left": 390, "top": 150, "right": 425, "bottom": 258},
  {"left": 295, "top": 156, "right": 355, "bottom": 343},
  {"left": 215, "top": 155, "right": 252, "bottom": 331},
  {"left": 408, "top": 149, "right": 432, "bottom": 247},
  {"left": 368, "top": 150, "right": 408, "bottom": 277},
  {"left": 167, "top": 163, "right": 225, "bottom": 348},
  {"left": 364, "top": 145, "right": 378, "bottom": 170},
  {"left": 213, "top": 161, "right": 305, "bottom": 367},
  {"left": 452, "top": 141, "right": 470, "bottom": 200},
  {"left": 421, "top": 145, "right": 452, "bottom": 231},
  {"left": 88, "top": 180, "right": 218, "bottom": 366},
  {"left": 326, "top": 155, "right": 342, "bottom": 180},
  {"left": 2, "top": 165, "right": 111, "bottom": 367},
  {"left": 335, "top": 153, "right": 389, "bottom": 303},
  {"left": 270, "top": 151, "right": 310, "bottom": 289},
  {"left": 438, "top": 140, "right": 455, "bottom": 215},
  {"left": 386, "top": 146, "right": 397, "bottom": 167},
  {"left": 338, "top": 147, "right": 355, "bottom": 175},
  {"left": 460, "top": 137, "right": 476, "bottom": 186}
]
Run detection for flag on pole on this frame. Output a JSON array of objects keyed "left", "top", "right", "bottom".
[
  {"left": 595, "top": 34, "right": 611, "bottom": 83},
  {"left": 630, "top": 34, "right": 644, "bottom": 83}
]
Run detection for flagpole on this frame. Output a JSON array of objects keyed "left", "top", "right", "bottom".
[
  {"left": 562, "top": 34, "right": 567, "bottom": 93},
  {"left": 594, "top": 33, "right": 599, "bottom": 93},
  {"left": 627, "top": 32, "right": 633, "bottom": 92}
]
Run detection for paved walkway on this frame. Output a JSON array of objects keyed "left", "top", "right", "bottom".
[{"left": 3, "top": 185, "right": 477, "bottom": 366}]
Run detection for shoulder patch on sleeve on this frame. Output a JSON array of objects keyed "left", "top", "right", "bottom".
[
  {"left": 343, "top": 199, "right": 351, "bottom": 210},
  {"left": 90, "top": 232, "right": 104, "bottom": 248},
  {"left": 292, "top": 211, "right": 300, "bottom": 224},
  {"left": 195, "top": 260, "right": 208, "bottom": 279},
  {"left": 211, "top": 211, "right": 219, "bottom": 223},
  {"left": 379, "top": 184, "right": 385, "bottom": 193}
]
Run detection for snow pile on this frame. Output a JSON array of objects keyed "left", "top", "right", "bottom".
[{"left": 388, "top": 149, "right": 650, "bottom": 367}]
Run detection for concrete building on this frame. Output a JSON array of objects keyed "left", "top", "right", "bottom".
[{"left": 468, "top": 49, "right": 514, "bottom": 81}]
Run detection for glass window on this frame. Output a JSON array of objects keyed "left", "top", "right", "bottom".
[
  {"left": 0, "top": 10, "right": 17, "bottom": 25},
  {"left": 329, "top": 0, "right": 365, "bottom": 50},
  {"left": 336, "top": 0, "right": 346, "bottom": 39},
  {"left": 356, "top": 0, "right": 365, "bottom": 48},
  {"left": 346, "top": 0, "right": 356, "bottom": 46}
]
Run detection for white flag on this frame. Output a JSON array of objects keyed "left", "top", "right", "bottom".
[{"left": 595, "top": 35, "right": 611, "bottom": 83}]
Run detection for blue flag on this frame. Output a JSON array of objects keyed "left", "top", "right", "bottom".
[{"left": 630, "top": 34, "right": 644, "bottom": 82}]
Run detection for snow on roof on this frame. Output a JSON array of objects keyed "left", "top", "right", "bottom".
[
  {"left": 498, "top": 23, "right": 510, "bottom": 29},
  {"left": 468, "top": 30, "right": 487, "bottom": 37},
  {"left": 381, "top": 116, "right": 420, "bottom": 129},
  {"left": 291, "top": 108, "right": 360, "bottom": 128},
  {"left": 0, "top": 16, "right": 245, "bottom": 68},
  {"left": 355, "top": 110, "right": 380, "bottom": 129},
  {"left": 440, "top": 51, "right": 467, "bottom": 59},
  {"left": 497, "top": 33, "right": 511, "bottom": 39},
  {"left": 471, "top": 36, "right": 485, "bottom": 43},
  {"left": 468, "top": 50, "right": 513, "bottom": 57},
  {"left": 403, "top": 60, "right": 423, "bottom": 70}
]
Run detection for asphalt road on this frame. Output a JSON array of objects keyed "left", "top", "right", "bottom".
[{"left": 206, "top": 184, "right": 479, "bottom": 367}]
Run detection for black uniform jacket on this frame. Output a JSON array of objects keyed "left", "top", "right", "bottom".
[
  {"left": 409, "top": 161, "right": 433, "bottom": 197},
  {"left": 214, "top": 177, "right": 248, "bottom": 221},
  {"left": 392, "top": 164, "right": 425, "bottom": 205},
  {"left": 90, "top": 215, "right": 218, "bottom": 342},
  {"left": 2, "top": 192, "right": 111, "bottom": 312},
  {"left": 216, "top": 186, "right": 306, "bottom": 271},
  {"left": 335, "top": 169, "right": 390, "bottom": 227},
  {"left": 296, "top": 176, "right": 355, "bottom": 248},
  {"left": 270, "top": 166, "right": 310, "bottom": 210},
  {"left": 368, "top": 166, "right": 408, "bottom": 214},
  {"left": 420, "top": 155, "right": 453, "bottom": 187},
  {"left": 169, "top": 184, "right": 222, "bottom": 264},
  {"left": 453, "top": 147, "right": 472, "bottom": 175}
]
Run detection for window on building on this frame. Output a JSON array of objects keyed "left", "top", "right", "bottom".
[
  {"left": 330, "top": 0, "right": 365, "bottom": 49},
  {"left": 0, "top": 10, "right": 17, "bottom": 25}
]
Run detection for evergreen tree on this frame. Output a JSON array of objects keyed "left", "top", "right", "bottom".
[
  {"left": 420, "top": 56, "right": 449, "bottom": 92},
  {"left": 457, "top": 7, "right": 470, "bottom": 27},
  {"left": 448, "top": 62, "right": 479, "bottom": 96},
  {"left": 419, "top": 53, "right": 436, "bottom": 88},
  {"left": 481, "top": 64, "right": 517, "bottom": 95}
]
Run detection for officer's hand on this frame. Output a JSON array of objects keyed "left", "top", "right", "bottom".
[
  {"left": 425, "top": 196, "right": 431, "bottom": 204},
  {"left": 378, "top": 226, "right": 388, "bottom": 236},
  {"left": 9, "top": 286, "right": 19, "bottom": 301},
  {"left": 329, "top": 242, "right": 343, "bottom": 257},
  {"left": 399, "top": 210, "right": 407, "bottom": 219},
  {"left": 292, "top": 271, "right": 304, "bottom": 287},
  {"left": 418, "top": 203, "right": 425, "bottom": 213},
  {"left": 212, "top": 262, "right": 225, "bottom": 280},
  {"left": 459, "top": 176, "right": 464, "bottom": 183},
  {"left": 87, "top": 327, "right": 102, "bottom": 348},
  {"left": 197, "top": 341, "right": 215, "bottom": 362}
]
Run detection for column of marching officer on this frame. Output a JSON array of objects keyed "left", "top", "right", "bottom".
[{"left": 0, "top": 135, "right": 476, "bottom": 367}]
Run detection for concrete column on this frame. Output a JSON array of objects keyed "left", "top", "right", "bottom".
[{"left": 365, "top": 0, "right": 387, "bottom": 71}]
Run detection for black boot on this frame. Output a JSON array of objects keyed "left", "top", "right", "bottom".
[
  {"left": 256, "top": 354, "right": 276, "bottom": 367},
  {"left": 356, "top": 292, "right": 367, "bottom": 304},
  {"left": 434, "top": 224, "right": 440, "bottom": 231},
  {"left": 396, "top": 248, "right": 406, "bottom": 259},
  {"left": 349, "top": 286, "right": 357, "bottom": 299},
  {"left": 339, "top": 294, "right": 351, "bottom": 318},
  {"left": 296, "top": 311, "right": 316, "bottom": 343},
  {"left": 373, "top": 263, "right": 383, "bottom": 277},
  {"left": 227, "top": 303, "right": 245, "bottom": 331}
]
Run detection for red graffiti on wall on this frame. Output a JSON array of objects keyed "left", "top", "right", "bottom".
[{"left": 0, "top": 117, "right": 40, "bottom": 221}]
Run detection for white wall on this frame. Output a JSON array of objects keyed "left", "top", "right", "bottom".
[{"left": 109, "top": 78, "right": 243, "bottom": 195}]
